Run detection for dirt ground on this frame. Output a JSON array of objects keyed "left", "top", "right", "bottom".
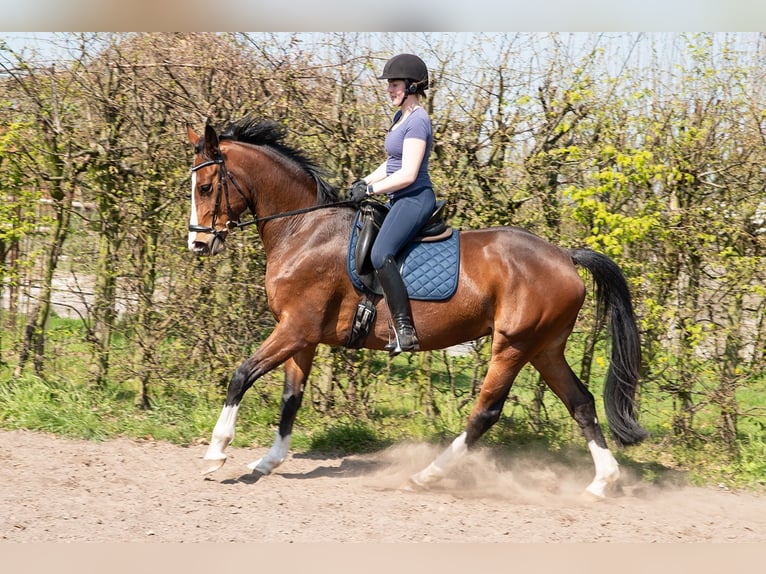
[{"left": 0, "top": 428, "right": 764, "bottom": 543}]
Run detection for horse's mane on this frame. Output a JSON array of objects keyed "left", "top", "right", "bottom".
[{"left": 219, "top": 117, "right": 339, "bottom": 205}]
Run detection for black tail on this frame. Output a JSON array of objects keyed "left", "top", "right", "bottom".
[{"left": 570, "top": 248, "right": 648, "bottom": 446}]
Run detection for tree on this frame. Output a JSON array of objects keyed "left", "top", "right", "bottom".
[{"left": 1, "top": 42, "right": 93, "bottom": 377}]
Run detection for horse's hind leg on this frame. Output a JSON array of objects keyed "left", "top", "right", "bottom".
[
  {"left": 407, "top": 345, "right": 525, "bottom": 489},
  {"left": 531, "top": 348, "right": 620, "bottom": 498},
  {"left": 248, "top": 346, "right": 316, "bottom": 475}
]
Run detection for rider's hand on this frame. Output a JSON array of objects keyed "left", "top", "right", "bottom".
[{"left": 346, "top": 180, "right": 369, "bottom": 204}]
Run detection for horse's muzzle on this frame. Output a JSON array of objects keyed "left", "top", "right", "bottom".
[
  {"left": 188, "top": 225, "right": 227, "bottom": 256},
  {"left": 190, "top": 240, "right": 212, "bottom": 256}
]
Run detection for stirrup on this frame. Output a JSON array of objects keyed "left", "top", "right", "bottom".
[{"left": 384, "top": 321, "right": 420, "bottom": 357}]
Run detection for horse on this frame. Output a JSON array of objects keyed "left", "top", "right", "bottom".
[{"left": 185, "top": 116, "right": 647, "bottom": 498}]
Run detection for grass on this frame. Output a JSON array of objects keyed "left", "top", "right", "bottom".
[{"left": 0, "top": 316, "right": 764, "bottom": 492}]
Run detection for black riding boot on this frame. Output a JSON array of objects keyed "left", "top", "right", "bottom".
[{"left": 376, "top": 255, "right": 420, "bottom": 356}]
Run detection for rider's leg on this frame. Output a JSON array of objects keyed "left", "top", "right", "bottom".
[{"left": 375, "top": 255, "right": 419, "bottom": 355}]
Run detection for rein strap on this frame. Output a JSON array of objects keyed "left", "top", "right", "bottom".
[
  {"left": 234, "top": 200, "right": 358, "bottom": 230},
  {"left": 189, "top": 154, "right": 357, "bottom": 236}
]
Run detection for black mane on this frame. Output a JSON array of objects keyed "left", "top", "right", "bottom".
[{"left": 220, "top": 117, "right": 339, "bottom": 205}]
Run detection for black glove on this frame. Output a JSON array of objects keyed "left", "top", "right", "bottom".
[{"left": 346, "top": 180, "right": 369, "bottom": 204}]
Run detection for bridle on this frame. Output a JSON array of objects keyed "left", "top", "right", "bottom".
[
  {"left": 188, "top": 151, "right": 357, "bottom": 244},
  {"left": 188, "top": 153, "right": 254, "bottom": 243}
]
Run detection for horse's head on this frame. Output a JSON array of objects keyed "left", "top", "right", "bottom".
[
  {"left": 186, "top": 124, "right": 243, "bottom": 256},
  {"left": 187, "top": 117, "right": 341, "bottom": 257}
]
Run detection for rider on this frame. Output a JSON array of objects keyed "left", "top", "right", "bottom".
[{"left": 348, "top": 53, "right": 436, "bottom": 355}]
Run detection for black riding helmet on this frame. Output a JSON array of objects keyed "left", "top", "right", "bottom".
[{"left": 378, "top": 53, "right": 429, "bottom": 94}]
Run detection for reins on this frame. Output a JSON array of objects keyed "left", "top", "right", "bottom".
[
  {"left": 189, "top": 154, "right": 357, "bottom": 238},
  {"left": 233, "top": 200, "right": 358, "bottom": 230}
]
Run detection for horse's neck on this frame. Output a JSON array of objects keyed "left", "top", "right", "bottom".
[
  {"left": 238, "top": 145, "right": 318, "bottom": 250},
  {"left": 246, "top": 145, "right": 318, "bottom": 211}
]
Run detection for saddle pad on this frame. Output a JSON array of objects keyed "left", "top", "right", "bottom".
[{"left": 346, "top": 213, "right": 460, "bottom": 301}]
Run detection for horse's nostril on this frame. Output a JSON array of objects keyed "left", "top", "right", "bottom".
[{"left": 192, "top": 241, "right": 210, "bottom": 255}]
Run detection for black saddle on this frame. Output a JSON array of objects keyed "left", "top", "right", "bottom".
[{"left": 354, "top": 198, "right": 452, "bottom": 285}]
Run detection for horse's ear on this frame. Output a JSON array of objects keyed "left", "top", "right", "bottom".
[
  {"left": 203, "top": 123, "right": 220, "bottom": 159},
  {"left": 186, "top": 124, "right": 200, "bottom": 147}
]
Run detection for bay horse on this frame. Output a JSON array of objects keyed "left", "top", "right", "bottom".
[{"left": 186, "top": 117, "right": 647, "bottom": 498}]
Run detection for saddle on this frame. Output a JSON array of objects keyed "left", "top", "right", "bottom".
[
  {"left": 354, "top": 198, "right": 452, "bottom": 282},
  {"left": 348, "top": 198, "right": 459, "bottom": 298},
  {"left": 345, "top": 198, "right": 460, "bottom": 348}
]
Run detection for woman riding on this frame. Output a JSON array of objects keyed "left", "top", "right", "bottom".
[{"left": 348, "top": 53, "right": 436, "bottom": 356}]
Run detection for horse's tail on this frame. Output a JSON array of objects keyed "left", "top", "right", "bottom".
[{"left": 569, "top": 247, "right": 648, "bottom": 446}]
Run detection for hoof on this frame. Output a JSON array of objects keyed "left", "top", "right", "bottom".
[
  {"left": 201, "top": 457, "right": 226, "bottom": 476},
  {"left": 399, "top": 477, "right": 428, "bottom": 492},
  {"left": 585, "top": 480, "right": 622, "bottom": 500},
  {"left": 247, "top": 458, "right": 274, "bottom": 475},
  {"left": 582, "top": 487, "right": 607, "bottom": 501}
]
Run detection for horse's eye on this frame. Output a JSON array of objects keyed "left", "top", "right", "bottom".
[{"left": 199, "top": 183, "right": 213, "bottom": 195}]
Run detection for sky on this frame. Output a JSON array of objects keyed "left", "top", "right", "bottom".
[{"left": 1, "top": 0, "right": 765, "bottom": 32}]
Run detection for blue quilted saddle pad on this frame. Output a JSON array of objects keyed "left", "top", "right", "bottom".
[{"left": 346, "top": 213, "right": 460, "bottom": 301}]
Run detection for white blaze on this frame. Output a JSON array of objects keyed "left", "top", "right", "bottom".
[{"left": 188, "top": 171, "right": 199, "bottom": 251}]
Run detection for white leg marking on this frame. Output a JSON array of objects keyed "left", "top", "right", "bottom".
[
  {"left": 585, "top": 440, "right": 620, "bottom": 498},
  {"left": 247, "top": 433, "right": 291, "bottom": 475},
  {"left": 409, "top": 432, "right": 468, "bottom": 488},
  {"left": 188, "top": 172, "right": 199, "bottom": 251},
  {"left": 204, "top": 404, "right": 239, "bottom": 462}
]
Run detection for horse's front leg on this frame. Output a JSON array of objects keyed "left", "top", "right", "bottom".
[
  {"left": 202, "top": 326, "right": 312, "bottom": 475},
  {"left": 247, "top": 346, "right": 316, "bottom": 475}
]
